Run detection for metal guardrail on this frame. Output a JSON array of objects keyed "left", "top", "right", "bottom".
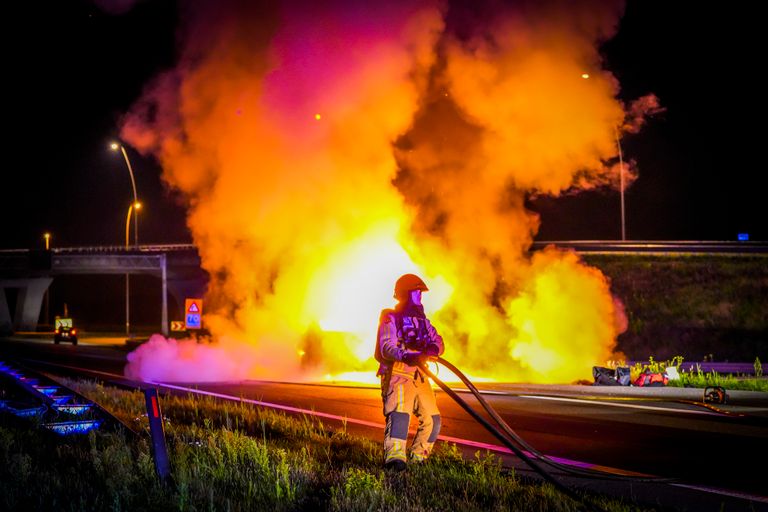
[
  {"left": 0, "top": 360, "right": 130, "bottom": 435},
  {"left": 530, "top": 240, "right": 768, "bottom": 254},
  {"left": 52, "top": 244, "right": 196, "bottom": 254},
  {"left": 2, "top": 241, "right": 766, "bottom": 256},
  {"left": 52, "top": 253, "right": 167, "bottom": 273},
  {"left": 0, "top": 244, "right": 196, "bottom": 255}
]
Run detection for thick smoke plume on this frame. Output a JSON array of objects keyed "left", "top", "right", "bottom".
[{"left": 123, "top": 0, "right": 654, "bottom": 384}]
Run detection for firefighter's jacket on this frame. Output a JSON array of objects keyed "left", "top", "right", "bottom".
[{"left": 376, "top": 309, "right": 444, "bottom": 378}]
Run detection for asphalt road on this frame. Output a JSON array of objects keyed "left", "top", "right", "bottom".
[{"left": 2, "top": 335, "right": 767, "bottom": 512}]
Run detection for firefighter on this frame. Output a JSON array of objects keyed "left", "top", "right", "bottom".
[{"left": 375, "top": 273, "right": 444, "bottom": 471}]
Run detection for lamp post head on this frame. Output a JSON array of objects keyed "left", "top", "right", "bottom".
[
  {"left": 134, "top": 201, "right": 142, "bottom": 211},
  {"left": 110, "top": 142, "right": 120, "bottom": 151}
]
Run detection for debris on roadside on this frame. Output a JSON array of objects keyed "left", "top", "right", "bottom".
[
  {"left": 632, "top": 370, "right": 668, "bottom": 387},
  {"left": 592, "top": 365, "right": 631, "bottom": 386}
]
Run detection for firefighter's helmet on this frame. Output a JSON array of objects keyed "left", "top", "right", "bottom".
[{"left": 394, "top": 273, "right": 429, "bottom": 300}]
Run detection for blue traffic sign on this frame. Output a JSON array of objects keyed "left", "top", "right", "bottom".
[{"left": 186, "top": 313, "right": 201, "bottom": 329}]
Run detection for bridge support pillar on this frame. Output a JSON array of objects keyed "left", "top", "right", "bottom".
[
  {"left": 160, "top": 254, "right": 168, "bottom": 336},
  {"left": 0, "top": 286, "right": 12, "bottom": 334},
  {"left": 0, "top": 278, "right": 53, "bottom": 332}
]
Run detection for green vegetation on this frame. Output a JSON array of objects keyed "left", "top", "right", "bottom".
[
  {"left": 628, "top": 356, "right": 768, "bottom": 392},
  {"left": 0, "top": 379, "right": 661, "bottom": 512},
  {"left": 584, "top": 254, "right": 768, "bottom": 362}
]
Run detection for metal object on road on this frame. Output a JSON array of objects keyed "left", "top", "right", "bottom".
[
  {"left": 704, "top": 386, "right": 728, "bottom": 405},
  {"left": 144, "top": 387, "right": 172, "bottom": 483}
]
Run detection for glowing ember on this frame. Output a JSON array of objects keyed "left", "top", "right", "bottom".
[{"left": 122, "top": 1, "right": 656, "bottom": 385}]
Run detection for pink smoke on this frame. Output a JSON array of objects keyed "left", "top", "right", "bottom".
[{"left": 126, "top": 334, "right": 259, "bottom": 382}]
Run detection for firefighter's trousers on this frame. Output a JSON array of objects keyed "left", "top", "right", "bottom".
[{"left": 381, "top": 370, "right": 441, "bottom": 464}]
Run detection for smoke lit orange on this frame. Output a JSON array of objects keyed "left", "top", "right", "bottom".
[{"left": 122, "top": 0, "right": 656, "bottom": 384}]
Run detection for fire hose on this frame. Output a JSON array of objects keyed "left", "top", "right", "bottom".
[{"left": 417, "top": 357, "right": 677, "bottom": 510}]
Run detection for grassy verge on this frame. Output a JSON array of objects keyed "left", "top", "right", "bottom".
[
  {"left": 667, "top": 371, "right": 768, "bottom": 392},
  {"left": 626, "top": 356, "right": 768, "bottom": 392},
  {"left": 584, "top": 254, "right": 768, "bottom": 362},
  {"left": 0, "top": 378, "right": 661, "bottom": 512}
]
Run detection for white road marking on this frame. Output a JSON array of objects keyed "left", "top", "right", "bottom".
[
  {"left": 671, "top": 483, "right": 768, "bottom": 504},
  {"left": 516, "top": 394, "right": 718, "bottom": 415}
]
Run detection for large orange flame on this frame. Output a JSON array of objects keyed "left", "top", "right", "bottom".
[{"left": 122, "top": 0, "right": 654, "bottom": 384}]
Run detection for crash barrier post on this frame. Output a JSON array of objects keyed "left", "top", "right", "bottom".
[{"left": 144, "top": 387, "right": 172, "bottom": 483}]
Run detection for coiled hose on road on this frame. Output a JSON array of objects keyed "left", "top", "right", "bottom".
[{"left": 419, "top": 357, "right": 678, "bottom": 511}]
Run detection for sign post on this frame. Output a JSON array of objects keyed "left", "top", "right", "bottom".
[{"left": 184, "top": 298, "right": 203, "bottom": 330}]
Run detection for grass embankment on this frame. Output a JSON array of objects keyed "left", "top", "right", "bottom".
[
  {"left": 584, "top": 254, "right": 768, "bottom": 362},
  {"left": 626, "top": 356, "right": 768, "bottom": 392},
  {"left": 0, "top": 379, "right": 659, "bottom": 512}
]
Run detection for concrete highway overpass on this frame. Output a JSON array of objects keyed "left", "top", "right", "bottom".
[{"left": 0, "top": 245, "right": 208, "bottom": 334}]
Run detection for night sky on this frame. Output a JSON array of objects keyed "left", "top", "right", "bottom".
[{"left": 3, "top": 0, "right": 764, "bottom": 251}]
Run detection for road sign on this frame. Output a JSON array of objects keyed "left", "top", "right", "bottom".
[
  {"left": 170, "top": 321, "right": 185, "bottom": 332},
  {"left": 186, "top": 314, "right": 201, "bottom": 329},
  {"left": 184, "top": 298, "right": 203, "bottom": 330}
]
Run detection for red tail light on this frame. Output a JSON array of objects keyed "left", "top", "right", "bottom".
[{"left": 71, "top": 329, "right": 77, "bottom": 335}]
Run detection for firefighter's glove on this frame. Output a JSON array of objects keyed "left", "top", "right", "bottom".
[
  {"left": 424, "top": 343, "right": 440, "bottom": 358},
  {"left": 402, "top": 351, "right": 427, "bottom": 367}
]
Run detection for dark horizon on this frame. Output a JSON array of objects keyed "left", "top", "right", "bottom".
[{"left": 3, "top": 0, "right": 764, "bottom": 251}]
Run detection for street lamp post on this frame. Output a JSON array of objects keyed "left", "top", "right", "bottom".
[
  {"left": 111, "top": 142, "right": 139, "bottom": 246},
  {"left": 112, "top": 142, "right": 141, "bottom": 337},
  {"left": 582, "top": 73, "right": 627, "bottom": 241},
  {"left": 43, "top": 232, "right": 51, "bottom": 327},
  {"left": 126, "top": 202, "right": 142, "bottom": 248},
  {"left": 124, "top": 202, "right": 142, "bottom": 336},
  {"left": 614, "top": 127, "right": 627, "bottom": 241}
]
